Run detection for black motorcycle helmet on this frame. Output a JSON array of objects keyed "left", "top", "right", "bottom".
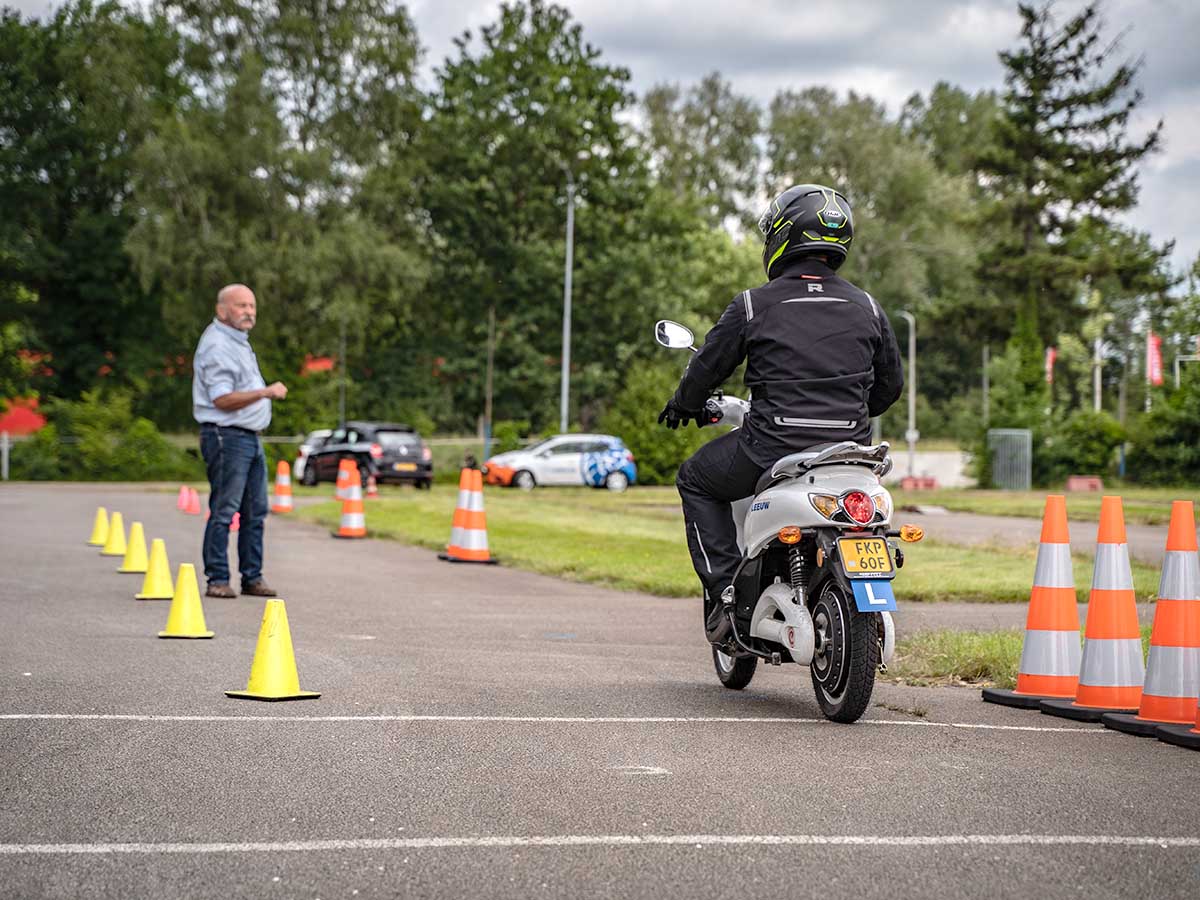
[{"left": 757, "top": 184, "right": 854, "bottom": 278}]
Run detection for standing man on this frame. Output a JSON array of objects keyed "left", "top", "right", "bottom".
[{"left": 193, "top": 283, "right": 287, "bottom": 598}]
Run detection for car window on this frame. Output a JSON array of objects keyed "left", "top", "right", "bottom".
[
  {"left": 582, "top": 440, "right": 611, "bottom": 453},
  {"left": 375, "top": 431, "right": 418, "bottom": 448},
  {"left": 551, "top": 441, "right": 584, "bottom": 454}
]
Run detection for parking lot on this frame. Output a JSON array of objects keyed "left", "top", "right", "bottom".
[{"left": 1, "top": 484, "right": 1197, "bottom": 899}]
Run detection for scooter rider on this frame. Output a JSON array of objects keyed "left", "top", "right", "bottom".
[{"left": 658, "top": 184, "right": 904, "bottom": 643}]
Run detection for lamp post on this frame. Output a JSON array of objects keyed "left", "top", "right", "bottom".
[
  {"left": 558, "top": 163, "right": 575, "bottom": 434},
  {"left": 897, "top": 310, "right": 917, "bottom": 478}
]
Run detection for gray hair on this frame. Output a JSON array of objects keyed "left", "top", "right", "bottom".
[{"left": 217, "top": 283, "right": 253, "bottom": 308}]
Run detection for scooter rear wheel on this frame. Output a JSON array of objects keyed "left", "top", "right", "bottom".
[
  {"left": 809, "top": 577, "right": 878, "bottom": 723},
  {"left": 712, "top": 647, "right": 757, "bottom": 690}
]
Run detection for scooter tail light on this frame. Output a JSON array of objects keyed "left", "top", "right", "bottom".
[
  {"left": 778, "top": 526, "right": 802, "bottom": 544},
  {"left": 900, "top": 524, "right": 925, "bottom": 543},
  {"left": 871, "top": 491, "right": 892, "bottom": 519},
  {"left": 369, "top": 443, "right": 383, "bottom": 459},
  {"left": 842, "top": 491, "right": 874, "bottom": 524},
  {"left": 809, "top": 493, "right": 839, "bottom": 519}
]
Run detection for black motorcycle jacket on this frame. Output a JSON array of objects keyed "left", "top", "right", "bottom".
[{"left": 672, "top": 257, "right": 904, "bottom": 467}]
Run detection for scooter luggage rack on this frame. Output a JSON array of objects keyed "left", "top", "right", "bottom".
[{"left": 768, "top": 441, "right": 892, "bottom": 481}]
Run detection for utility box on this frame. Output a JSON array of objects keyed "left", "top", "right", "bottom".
[{"left": 987, "top": 428, "right": 1032, "bottom": 491}]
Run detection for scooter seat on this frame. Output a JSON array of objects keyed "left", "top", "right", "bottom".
[{"left": 754, "top": 441, "right": 891, "bottom": 494}]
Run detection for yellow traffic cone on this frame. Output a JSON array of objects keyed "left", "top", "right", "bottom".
[
  {"left": 158, "top": 563, "right": 214, "bottom": 639},
  {"left": 118, "top": 521, "right": 149, "bottom": 573},
  {"left": 87, "top": 506, "right": 109, "bottom": 546},
  {"left": 100, "top": 511, "right": 127, "bottom": 557},
  {"left": 135, "top": 539, "right": 174, "bottom": 600},
  {"left": 225, "top": 599, "right": 320, "bottom": 701}
]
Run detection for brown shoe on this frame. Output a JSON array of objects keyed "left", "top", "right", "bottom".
[
  {"left": 240, "top": 580, "right": 277, "bottom": 597},
  {"left": 206, "top": 583, "right": 236, "bottom": 598}
]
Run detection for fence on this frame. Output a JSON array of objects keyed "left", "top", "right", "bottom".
[{"left": 987, "top": 428, "right": 1032, "bottom": 491}]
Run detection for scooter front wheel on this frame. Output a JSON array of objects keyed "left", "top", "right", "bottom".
[
  {"left": 809, "top": 577, "right": 879, "bottom": 723},
  {"left": 712, "top": 646, "right": 757, "bottom": 690}
]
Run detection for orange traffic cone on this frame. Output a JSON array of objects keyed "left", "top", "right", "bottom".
[
  {"left": 176, "top": 486, "right": 188, "bottom": 511},
  {"left": 366, "top": 473, "right": 379, "bottom": 499},
  {"left": 1042, "top": 496, "right": 1144, "bottom": 721},
  {"left": 982, "top": 495, "right": 1080, "bottom": 708},
  {"left": 334, "top": 459, "right": 353, "bottom": 500},
  {"left": 332, "top": 467, "right": 366, "bottom": 538},
  {"left": 271, "top": 460, "right": 294, "bottom": 513},
  {"left": 1158, "top": 701, "right": 1200, "bottom": 749},
  {"left": 439, "top": 469, "right": 497, "bottom": 564},
  {"left": 185, "top": 487, "right": 201, "bottom": 515},
  {"left": 1104, "top": 501, "right": 1200, "bottom": 736}
]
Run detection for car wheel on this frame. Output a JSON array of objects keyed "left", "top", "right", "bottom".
[
  {"left": 301, "top": 464, "right": 317, "bottom": 486},
  {"left": 416, "top": 479, "right": 432, "bottom": 490},
  {"left": 513, "top": 470, "right": 535, "bottom": 491},
  {"left": 604, "top": 471, "right": 629, "bottom": 492}
]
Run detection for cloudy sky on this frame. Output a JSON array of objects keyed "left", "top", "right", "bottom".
[{"left": 15, "top": 0, "right": 1199, "bottom": 275}]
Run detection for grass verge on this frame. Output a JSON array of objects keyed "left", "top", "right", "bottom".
[
  {"left": 294, "top": 486, "right": 1162, "bottom": 602},
  {"left": 891, "top": 486, "right": 1200, "bottom": 526},
  {"left": 889, "top": 626, "right": 1153, "bottom": 689}
]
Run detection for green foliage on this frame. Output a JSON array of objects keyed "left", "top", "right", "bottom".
[
  {"left": 0, "top": 1, "right": 187, "bottom": 399},
  {"left": 597, "top": 361, "right": 714, "bottom": 486},
  {"left": 1127, "top": 375, "right": 1200, "bottom": 484},
  {"left": 642, "top": 72, "right": 761, "bottom": 226},
  {"left": 491, "top": 421, "right": 531, "bottom": 455},
  {"left": 1040, "top": 410, "right": 1125, "bottom": 484},
  {"left": 978, "top": 1, "right": 1163, "bottom": 342},
  {"left": 10, "top": 389, "right": 202, "bottom": 480}
]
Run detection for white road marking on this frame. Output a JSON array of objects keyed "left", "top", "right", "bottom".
[
  {"left": 613, "top": 766, "right": 672, "bottom": 776},
  {"left": 0, "top": 834, "right": 1197, "bottom": 856},
  {"left": 0, "top": 714, "right": 1110, "bottom": 733}
]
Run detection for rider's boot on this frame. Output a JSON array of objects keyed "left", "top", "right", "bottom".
[{"left": 704, "top": 586, "right": 735, "bottom": 644}]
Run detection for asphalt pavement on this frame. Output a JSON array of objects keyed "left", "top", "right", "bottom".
[{"left": 0, "top": 484, "right": 1197, "bottom": 900}]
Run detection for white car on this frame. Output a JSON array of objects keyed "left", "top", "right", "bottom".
[
  {"left": 485, "top": 434, "right": 638, "bottom": 492},
  {"left": 292, "top": 428, "right": 332, "bottom": 481}
]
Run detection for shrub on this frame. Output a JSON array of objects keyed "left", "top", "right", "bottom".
[
  {"left": 491, "top": 420, "right": 530, "bottom": 455},
  {"left": 597, "top": 361, "right": 717, "bottom": 486},
  {"left": 1040, "top": 410, "right": 1124, "bottom": 485},
  {"left": 1126, "top": 376, "right": 1200, "bottom": 484},
  {"left": 9, "top": 390, "right": 203, "bottom": 481}
]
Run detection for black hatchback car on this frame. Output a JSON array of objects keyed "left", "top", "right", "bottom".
[{"left": 299, "top": 421, "right": 433, "bottom": 489}]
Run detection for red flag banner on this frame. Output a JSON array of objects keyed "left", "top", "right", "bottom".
[
  {"left": 1045, "top": 346, "right": 1057, "bottom": 384},
  {"left": 1148, "top": 333, "right": 1164, "bottom": 387}
]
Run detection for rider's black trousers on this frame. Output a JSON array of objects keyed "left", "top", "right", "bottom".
[{"left": 676, "top": 430, "right": 766, "bottom": 612}]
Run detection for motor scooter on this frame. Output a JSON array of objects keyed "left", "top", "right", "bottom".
[{"left": 656, "top": 319, "right": 924, "bottom": 722}]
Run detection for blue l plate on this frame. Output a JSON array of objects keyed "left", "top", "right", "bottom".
[{"left": 851, "top": 579, "right": 897, "bottom": 612}]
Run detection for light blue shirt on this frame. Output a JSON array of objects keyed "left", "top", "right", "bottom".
[{"left": 192, "top": 319, "right": 271, "bottom": 432}]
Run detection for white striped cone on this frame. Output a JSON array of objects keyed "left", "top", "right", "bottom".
[
  {"left": 333, "top": 473, "right": 366, "bottom": 538},
  {"left": 983, "top": 495, "right": 1080, "bottom": 709},
  {"left": 271, "top": 463, "right": 293, "bottom": 513},
  {"left": 1107, "top": 501, "right": 1200, "bottom": 736},
  {"left": 440, "top": 470, "right": 495, "bottom": 563},
  {"left": 1042, "top": 498, "right": 1143, "bottom": 722}
]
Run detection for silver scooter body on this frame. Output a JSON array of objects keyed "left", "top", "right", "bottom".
[{"left": 707, "top": 395, "right": 898, "bottom": 669}]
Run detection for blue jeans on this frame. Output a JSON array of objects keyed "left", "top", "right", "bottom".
[{"left": 200, "top": 425, "right": 268, "bottom": 586}]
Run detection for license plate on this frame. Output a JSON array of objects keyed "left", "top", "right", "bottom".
[
  {"left": 837, "top": 536, "right": 893, "bottom": 578},
  {"left": 393, "top": 462, "right": 417, "bottom": 472}
]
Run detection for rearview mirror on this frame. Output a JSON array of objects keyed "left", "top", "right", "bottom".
[{"left": 655, "top": 320, "right": 695, "bottom": 350}]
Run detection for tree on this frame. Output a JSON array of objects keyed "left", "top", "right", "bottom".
[
  {"left": 127, "top": 0, "right": 429, "bottom": 427},
  {"left": 0, "top": 1, "right": 185, "bottom": 401},
  {"left": 979, "top": 1, "right": 1162, "bottom": 352},
  {"left": 641, "top": 72, "right": 761, "bottom": 226},
  {"left": 765, "top": 87, "right": 981, "bottom": 416}
]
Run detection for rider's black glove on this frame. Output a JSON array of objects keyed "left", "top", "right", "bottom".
[{"left": 658, "top": 398, "right": 699, "bottom": 430}]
